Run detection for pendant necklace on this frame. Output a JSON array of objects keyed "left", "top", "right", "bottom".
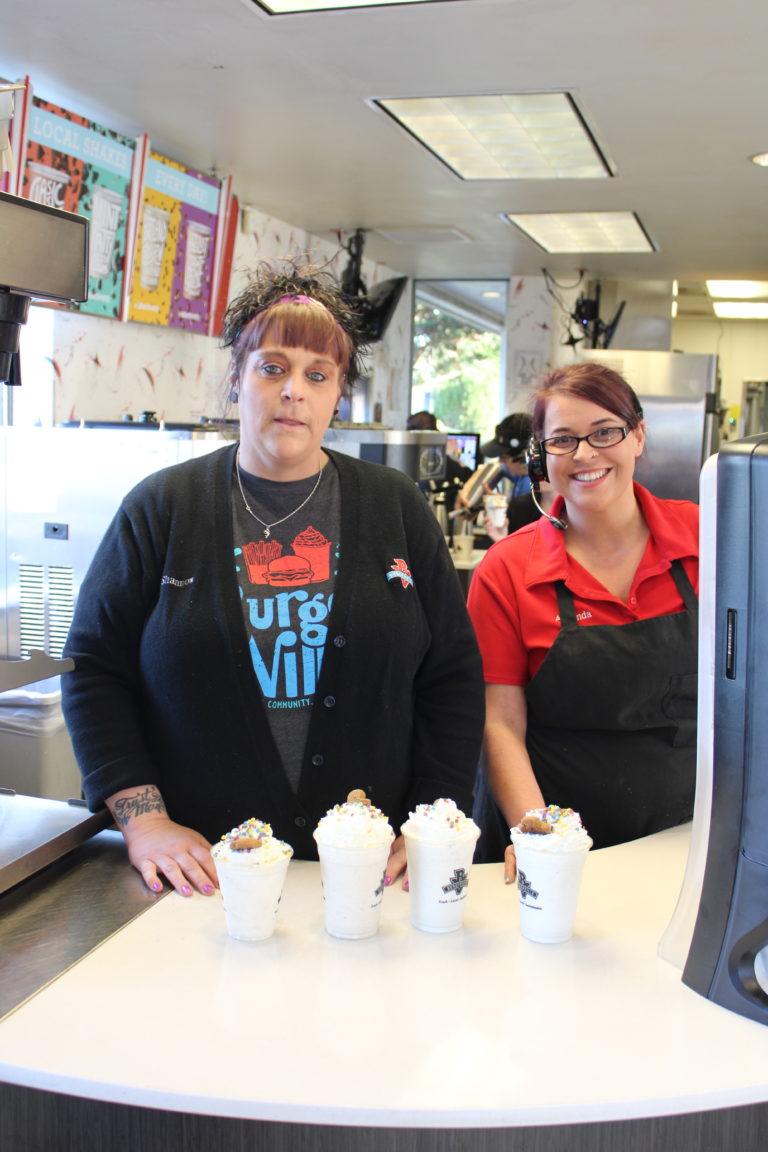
[{"left": 235, "top": 450, "right": 323, "bottom": 539}]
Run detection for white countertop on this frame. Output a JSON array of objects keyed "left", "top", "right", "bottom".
[
  {"left": 450, "top": 547, "right": 486, "bottom": 570},
  {"left": 1, "top": 825, "right": 767, "bottom": 1128}
]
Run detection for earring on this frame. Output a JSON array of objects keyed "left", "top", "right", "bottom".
[{"left": 229, "top": 388, "right": 239, "bottom": 404}]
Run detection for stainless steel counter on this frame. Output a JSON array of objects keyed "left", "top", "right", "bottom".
[{"left": 0, "top": 808, "right": 163, "bottom": 1021}]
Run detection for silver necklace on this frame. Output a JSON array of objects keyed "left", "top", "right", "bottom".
[{"left": 235, "top": 450, "right": 323, "bottom": 539}]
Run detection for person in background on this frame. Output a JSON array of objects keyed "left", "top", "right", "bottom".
[
  {"left": 479, "top": 413, "right": 534, "bottom": 499},
  {"left": 467, "top": 363, "right": 699, "bottom": 876},
  {"left": 63, "top": 262, "right": 485, "bottom": 897},
  {"left": 472, "top": 412, "right": 541, "bottom": 543}
]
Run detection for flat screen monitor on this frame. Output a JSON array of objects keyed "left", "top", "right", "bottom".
[
  {"left": 0, "top": 190, "right": 88, "bottom": 303},
  {"left": 445, "top": 432, "right": 480, "bottom": 473}
]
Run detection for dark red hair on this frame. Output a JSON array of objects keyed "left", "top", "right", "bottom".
[{"left": 531, "top": 363, "right": 643, "bottom": 440}]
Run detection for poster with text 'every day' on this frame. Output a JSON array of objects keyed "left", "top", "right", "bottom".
[
  {"left": 128, "top": 151, "right": 219, "bottom": 333},
  {"left": 21, "top": 95, "right": 135, "bottom": 319}
]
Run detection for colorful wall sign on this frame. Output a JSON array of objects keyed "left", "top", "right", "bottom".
[
  {"left": 128, "top": 151, "right": 220, "bottom": 333},
  {"left": 21, "top": 96, "right": 135, "bottom": 318}
]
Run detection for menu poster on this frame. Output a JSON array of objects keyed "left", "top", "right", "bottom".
[
  {"left": 128, "top": 152, "right": 219, "bottom": 333},
  {"left": 20, "top": 96, "right": 135, "bottom": 318}
]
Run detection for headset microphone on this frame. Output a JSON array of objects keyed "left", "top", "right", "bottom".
[{"left": 530, "top": 482, "right": 567, "bottom": 531}]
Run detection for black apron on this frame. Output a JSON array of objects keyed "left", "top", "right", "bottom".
[{"left": 473, "top": 560, "right": 698, "bottom": 859}]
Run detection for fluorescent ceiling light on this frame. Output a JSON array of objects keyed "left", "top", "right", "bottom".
[
  {"left": 374, "top": 93, "right": 611, "bottom": 180},
  {"left": 706, "top": 280, "right": 768, "bottom": 299},
  {"left": 252, "top": 0, "right": 443, "bottom": 11},
  {"left": 373, "top": 226, "right": 470, "bottom": 244},
  {"left": 712, "top": 302, "right": 768, "bottom": 319},
  {"left": 503, "top": 211, "right": 653, "bottom": 253}
]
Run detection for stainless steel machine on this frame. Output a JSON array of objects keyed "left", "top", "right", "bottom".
[{"left": 581, "top": 349, "right": 721, "bottom": 503}]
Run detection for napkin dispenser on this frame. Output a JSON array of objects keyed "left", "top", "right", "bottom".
[{"left": 683, "top": 435, "right": 768, "bottom": 1024}]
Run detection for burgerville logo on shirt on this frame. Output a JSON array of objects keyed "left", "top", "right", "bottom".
[{"left": 236, "top": 527, "right": 335, "bottom": 704}]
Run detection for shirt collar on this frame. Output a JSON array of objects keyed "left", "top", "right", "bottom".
[{"left": 523, "top": 482, "right": 697, "bottom": 590}]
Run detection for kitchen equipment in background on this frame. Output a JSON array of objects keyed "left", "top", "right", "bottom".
[
  {"left": 740, "top": 379, "right": 768, "bottom": 437},
  {"left": 323, "top": 426, "right": 446, "bottom": 484},
  {"left": 0, "top": 426, "right": 228, "bottom": 800},
  {"left": 581, "top": 350, "right": 721, "bottom": 503}
]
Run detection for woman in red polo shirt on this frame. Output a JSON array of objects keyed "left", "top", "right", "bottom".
[{"left": 467, "top": 362, "right": 699, "bottom": 874}]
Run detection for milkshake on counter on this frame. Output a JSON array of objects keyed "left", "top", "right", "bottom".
[
  {"left": 401, "top": 798, "right": 480, "bottom": 933},
  {"left": 510, "top": 805, "right": 592, "bottom": 944},
  {"left": 212, "top": 818, "right": 293, "bottom": 941},
  {"left": 313, "top": 790, "right": 394, "bottom": 939}
]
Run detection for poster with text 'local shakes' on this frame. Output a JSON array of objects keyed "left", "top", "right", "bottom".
[
  {"left": 21, "top": 97, "right": 135, "bottom": 318},
  {"left": 128, "top": 152, "right": 219, "bottom": 333}
]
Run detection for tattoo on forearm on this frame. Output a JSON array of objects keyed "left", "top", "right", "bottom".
[{"left": 112, "top": 786, "right": 167, "bottom": 828}]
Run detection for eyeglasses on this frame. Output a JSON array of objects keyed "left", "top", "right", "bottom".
[{"left": 540, "top": 425, "right": 631, "bottom": 456}]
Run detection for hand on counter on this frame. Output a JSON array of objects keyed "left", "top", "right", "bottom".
[
  {"left": 504, "top": 844, "right": 517, "bottom": 886},
  {"left": 107, "top": 785, "right": 218, "bottom": 897},
  {"left": 384, "top": 833, "right": 409, "bottom": 890}
]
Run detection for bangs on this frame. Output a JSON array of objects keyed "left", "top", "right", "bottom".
[{"left": 238, "top": 301, "right": 353, "bottom": 374}]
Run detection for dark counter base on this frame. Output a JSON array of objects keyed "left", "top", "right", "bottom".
[{"left": 2, "top": 1083, "right": 768, "bottom": 1152}]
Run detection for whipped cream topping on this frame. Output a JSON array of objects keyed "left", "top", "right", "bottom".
[
  {"left": 212, "top": 817, "right": 294, "bottom": 866},
  {"left": 510, "top": 805, "right": 592, "bottom": 853},
  {"left": 401, "top": 798, "right": 480, "bottom": 842},
  {"left": 313, "top": 797, "right": 394, "bottom": 849}
]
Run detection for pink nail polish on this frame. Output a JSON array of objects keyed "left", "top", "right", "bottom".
[
  {"left": 180, "top": 885, "right": 192, "bottom": 896},
  {"left": 151, "top": 882, "right": 162, "bottom": 892},
  {"left": 383, "top": 875, "right": 392, "bottom": 887},
  {"left": 202, "top": 884, "right": 214, "bottom": 895}
]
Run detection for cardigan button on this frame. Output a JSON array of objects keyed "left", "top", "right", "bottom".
[
  {"left": 323, "top": 695, "right": 336, "bottom": 708},
  {"left": 311, "top": 754, "right": 324, "bottom": 767},
  {"left": 333, "top": 635, "right": 346, "bottom": 647},
  {"left": 294, "top": 816, "right": 307, "bottom": 828}
]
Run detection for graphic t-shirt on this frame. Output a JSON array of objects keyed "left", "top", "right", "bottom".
[{"left": 232, "top": 457, "right": 341, "bottom": 792}]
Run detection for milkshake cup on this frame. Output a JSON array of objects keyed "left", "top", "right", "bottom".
[
  {"left": 483, "top": 493, "right": 507, "bottom": 531},
  {"left": 140, "top": 204, "right": 171, "bottom": 291},
  {"left": 27, "top": 161, "right": 69, "bottom": 208},
  {"left": 182, "top": 220, "right": 211, "bottom": 298},
  {"left": 453, "top": 533, "right": 474, "bottom": 559},
  {"left": 510, "top": 806, "right": 592, "bottom": 944},
  {"left": 211, "top": 818, "right": 293, "bottom": 942},
  {"left": 313, "top": 790, "right": 394, "bottom": 940},
  {"left": 401, "top": 798, "right": 480, "bottom": 933},
  {"left": 89, "top": 186, "right": 123, "bottom": 279}
]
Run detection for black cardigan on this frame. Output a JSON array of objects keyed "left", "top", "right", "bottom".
[{"left": 62, "top": 444, "right": 485, "bottom": 857}]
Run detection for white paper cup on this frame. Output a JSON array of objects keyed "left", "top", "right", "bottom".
[
  {"left": 27, "top": 161, "right": 69, "bottom": 208},
  {"left": 403, "top": 828, "right": 480, "bottom": 933},
  {"left": 512, "top": 842, "right": 590, "bottom": 944},
  {"left": 182, "top": 220, "right": 212, "bottom": 298},
  {"left": 453, "top": 534, "right": 474, "bottom": 559},
  {"left": 316, "top": 841, "right": 391, "bottom": 939},
  {"left": 140, "top": 204, "right": 171, "bottom": 290},
  {"left": 215, "top": 853, "right": 291, "bottom": 942},
  {"left": 89, "top": 186, "right": 123, "bottom": 279}
]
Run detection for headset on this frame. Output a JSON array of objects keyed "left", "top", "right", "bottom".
[{"left": 526, "top": 438, "right": 549, "bottom": 485}]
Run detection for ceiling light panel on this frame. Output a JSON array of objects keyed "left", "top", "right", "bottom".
[
  {"left": 252, "top": 0, "right": 445, "bottom": 12},
  {"left": 712, "top": 302, "right": 768, "bottom": 319},
  {"left": 375, "top": 93, "right": 611, "bottom": 180},
  {"left": 504, "top": 211, "right": 653, "bottom": 253},
  {"left": 706, "top": 280, "right": 768, "bottom": 299}
]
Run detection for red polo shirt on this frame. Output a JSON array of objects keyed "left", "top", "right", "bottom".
[{"left": 466, "top": 483, "right": 699, "bottom": 686}]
